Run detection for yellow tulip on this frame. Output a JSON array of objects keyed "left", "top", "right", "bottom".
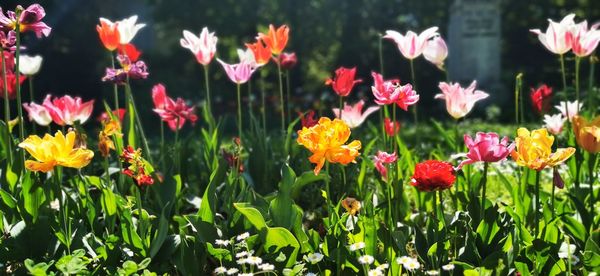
[
  {"left": 18, "top": 131, "right": 94, "bottom": 172},
  {"left": 573, "top": 115, "right": 600, "bottom": 153},
  {"left": 297, "top": 117, "right": 361, "bottom": 175},
  {"left": 510, "top": 127, "right": 575, "bottom": 171}
]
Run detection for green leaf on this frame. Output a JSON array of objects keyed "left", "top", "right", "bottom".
[
  {"left": 198, "top": 159, "right": 227, "bottom": 223},
  {"left": 20, "top": 172, "right": 45, "bottom": 222},
  {"left": 234, "top": 203, "right": 267, "bottom": 230},
  {"left": 101, "top": 188, "right": 117, "bottom": 216},
  {"left": 264, "top": 227, "right": 300, "bottom": 268},
  {"left": 0, "top": 188, "right": 16, "bottom": 208}
]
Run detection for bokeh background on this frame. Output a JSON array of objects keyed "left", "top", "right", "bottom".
[{"left": 4, "top": 0, "right": 600, "bottom": 128}]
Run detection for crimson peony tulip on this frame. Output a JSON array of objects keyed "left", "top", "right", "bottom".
[{"left": 411, "top": 160, "right": 456, "bottom": 192}]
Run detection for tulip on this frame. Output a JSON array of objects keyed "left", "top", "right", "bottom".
[
  {"left": 544, "top": 114, "right": 566, "bottom": 135},
  {"left": 237, "top": 48, "right": 257, "bottom": 68},
  {"left": 423, "top": 35, "right": 448, "bottom": 69},
  {"left": 18, "top": 54, "right": 42, "bottom": 76},
  {"left": 530, "top": 14, "right": 576, "bottom": 55},
  {"left": 98, "top": 118, "right": 122, "bottom": 158},
  {"left": 341, "top": 197, "right": 362, "bottom": 216},
  {"left": 18, "top": 131, "right": 94, "bottom": 172},
  {"left": 152, "top": 83, "right": 198, "bottom": 131},
  {"left": 530, "top": 84, "right": 552, "bottom": 114},
  {"left": 555, "top": 100, "right": 582, "bottom": 122},
  {"left": 297, "top": 117, "right": 361, "bottom": 175},
  {"left": 0, "top": 4, "right": 52, "bottom": 38},
  {"left": 257, "top": 24, "right": 289, "bottom": 55},
  {"left": 456, "top": 132, "right": 514, "bottom": 170},
  {"left": 180, "top": 28, "right": 218, "bottom": 66},
  {"left": 384, "top": 117, "right": 400, "bottom": 137},
  {"left": 372, "top": 151, "right": 397, "bottom": 180},
  {"left": 117, "top": 15, "right": 145, "bottom": 45},
  {"left": 102, "top": 55, "right": 149, "bottom": 85},
  {"left": 371, "top": 72, "right": 419, "bottom": 111},
  {"left": 326, "top": 67, "right": 362, "bottom": 97},
  {"left": 435, "top": 81, "right": 489, "bottom": 119},
  {"left": 383, "top": 27, "right": 439, "bottom": 59},
  {"left": 245, "top": 39, "right": 271, "bottom": 67},
  {"left": 332, "top": 100, "right": 380, "bottom": 128},
  {"left": 118, "top": 43, "right": 141, "bottom": 62},
  {"left": 298, "top": 110, "right": 318, "bottom": 128},
  {"left": 572, "top": 115, "right": 600, "bottom": 153},
  {"left": 96, "top": 18, "right": 120, "bottom": 51},
  {"left": 42, "top": 94, "right": 94, "bottom": 126},
  {"left": 217, "top": 59, "right": 255, "bottom": 84},
  {"left": 411, "top": 160, "right": 456, "bottom": 192},
  {"left": 278, "top": 52, "right": 297, "bottom": 70},
  {"left": 0, "top": 30, "right": 16, "bottom": 51},
  {"left": 22, "top": 101, "right": 51, "bottom": 126},
  {"left": 0, "top": 73, "right": 26, "bottom": 99},
  {"left": 570, "top": 21, "right": 600, "bottom": 57},
  {"left": 120, "top": 145, "right": 154, "bottom": 186},
  {"left": 511, "top": 128, "right": 575, "bottom": 171}
]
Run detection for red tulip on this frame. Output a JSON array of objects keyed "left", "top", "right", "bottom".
[
  {"left": 325, "top": 66, "right": 362, "bottom": 97},
  {"left": 118, "top": 43, "right": 141, "bottom": 62},
  {"left": 152, "top": 84, "right": 198, "bottom": 131},
  {"left": 383, "top": 117, "right": 400, "bottom": 137},
  {"left": 298, "top": 110, "right": 318, "bottom": 128},
  {"left": 411, "top": 160, "right": 456, "bottom": 192},
  {"left": 530, "top": 84, "right": 552, "bottom": 114}
]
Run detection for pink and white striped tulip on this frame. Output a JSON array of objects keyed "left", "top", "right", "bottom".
[
  {"left": 42, "top": 95, "right": 94, "bottom": 126},
  {"left": 456, "top": 132, "right": 514, "bottom": 170},
  {"left": 180, "top": 27, "right": 218, "bottom": 66},
  {"left": 435, "top": 81, "right": 489, "bottom": 119},
  {"left": 22, "top": 102, "right": 51, "bottom": 126},
  {"left": 217, "top": 59, "right": 255, "bottom": 84},
  {"left": 332, "top": 100, "right": 380, "bottom": 128},
  {"left": 570, "top": 21, "right": 600, "bottom": 57},
  {"left": 543, "top": 114, "right": 566, "bottom": 135},
  {"left": 383, "top": 27, "right": 439, "bottom": 60},
  {"left": 530, "top": 14, "right": 576, "bottom": 55}
]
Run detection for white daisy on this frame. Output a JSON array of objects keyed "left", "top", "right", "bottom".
[
  {"left": 426, "top": 270, "right": 439, "bottom": 275},
  {"left": 396, "top": 256, "right": 411, "bottom": 265},
  {"left": 305, "top": 252, "right": 324, "bottom": 264},
  {"left": 259, "top": 263, "right": 275, "bottom": 271},
  {"left": 226, "top": 268, "right": 239, "bottom": 275},
  {"left": 237, "top": 232, "right": 250, "bottom": 241},
  {"left": 246, "top": 256, "right": 263, "bottom": 266},
  {"left": 442, "top": 263, "right": 455, "bottom": 271},
  {"left": 215, "top": 239, "right": 231, "bottom": 247},
  {"left": 349, "top": 242, "right": 366, "bottom": 251},
  {"left": 214, "top": 266, "right": 227, "bottom": 274},
  {"left": 358, "top": 255, "right": 375, "bottom": 265},
  {"left": 403, "top": 258, "right": 421, "bottom": 271},
  {"left": 368, "top": 269, "right": 384, "bottom": 276}
]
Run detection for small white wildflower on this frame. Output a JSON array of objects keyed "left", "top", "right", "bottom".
[
  {"left": 236, "top": 251, "right": 249, "bottom": 258},
  {"left": 558, "top": 242, "right": 579, "bottom": 265},
  {"left": 237, "top": 232, "right": 250, "bottom": 241},
  {"left": 214, "top": 266, "right": 227, "bottom": 274},
  {"left": 259, "top": 263, "right": 274, "bottom": 271},
  {"left": 50, "top": 198, "right": 60, "bottom": 211},
  {"left": 426, "top": 270, "right": 439, "bottom": 275},
  {"left": 396, "top": 256, "right": 411, "bottom": 265},
  {"left": 305, "top": 273, "right": 317, "bottom": 276},
  {"left": 376, "top": 263, "right": 389, "bottom": 271},
  {"left": 358, "top": 255, "right": 375, "bottom": 265},
  {"left": 403, "top": 258, "right": 421, "bottom": 271},
  {"left": 305, "top": 252, "right": 324, "bottom": 264},
  {"left": 215, "top": 239, "right": 231, "bottom": 247},
  {"left": 122, "top": 247, "right": 134, "bottom": 257},
  {"left": 442, "top": 263, "right": 455, "bottom": 271},
  {"left": 372, "top": 194, "right": 378, "bottom": 206},
  {"left": 226, "top": 268, "right": 239, "bottom": 275},
  {"left": 246, "top": 256, "right": 263, "bottom": 265},
  {"left": 236, "top": 258, "right": 248, "bottom": 265},
  {"left": 346, "top": 215, "right": 358, "bottom": 231},
  {"left": 349, "top": 242, "right": 366, "bottom": 251},
  {"left": 368, "top": 269, "right": 384, "bottom": 276}
]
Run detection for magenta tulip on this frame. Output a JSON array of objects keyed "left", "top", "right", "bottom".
[{"left": 456, "top": 132, "right": 514, "bottom": 170}]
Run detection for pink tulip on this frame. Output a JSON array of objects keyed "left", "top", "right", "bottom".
[
  {"left": 42, "top": 95, "right": 94, "bottom": 126},
  {"left": 543, "top": 114, "right": 566, "bottom": 135},
  {"left": 423, "top": 36, "right": 448, "bottom": 69},
  {"left": 332, "top": 100, "right": 380, "bottom": 128},
  {"left": 456, "top": 132, "right": 514, "bottom": 170},
  {"left": 530, "top": 14, "right": 576, "bottom": 55},
  {"left": 217, "top": 59, "right": 255, "bottom": 84},
  {"left": 152, "top": 84, "right": 198, "bottom": 131},
  {"left": 22, "top": 102, "right": 51, "bottom": 126},
  {"left": 383, "top": 27, "right": 439, "bottom": 59},
  {"left": 371, "top": 72, "right": 419, "bottom": 111},
  {"left": 372, "top": 151, "right": 397, "bottom": 180},
  {"left": 570, "top": 21, "right": 600, "bottom": 57},
  {"left": 0, "top": 4, "right": 52, "bottom": 38},
  {"left": 180, "top": 27, "right": 218, "bottom": 65},
  {"left": 435, "top": 81, "right": 489, "bottom": 119}
]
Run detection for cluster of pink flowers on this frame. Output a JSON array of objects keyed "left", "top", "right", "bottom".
[
  {"left": 530, "top": 13, "right": 600, "bottom": 57},
  {"left": 23, "top": 95, "right": 94, "bottom": 126}
]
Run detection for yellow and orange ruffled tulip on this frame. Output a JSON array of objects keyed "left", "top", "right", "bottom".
[
  {"left": 573, "top": 115, "right": 600, "bottom": 153},
  {"left": 510, "top": 127, "right": 575, "bottom": 171},
  {"left": 98, "top": 119, "right": 122, "bottom": 158},
  {"left": 18, "top": 131, "right": 94, "bottom": 172},
  {"left": 297, "top": 117, "right": 361, "bottom": 175}
]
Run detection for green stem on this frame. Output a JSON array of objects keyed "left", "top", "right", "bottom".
[
  {"left": 589, "top": 56, "right": 596, "bottom": 116},
  {"left": 55, "top": 167, "right": 71, "bottom": 254},
  {"left": 575, "top": 57, "right": 581, "bottom": 113},
  {"left": 378, "top": 35, "right": 384, "bottom": 75},
  {"left": 514, "top": 74, "right": 520, "bottom": 124},
  {"left": 338, "top": 96, "right": 343, "bottom": 120},
  {"left": 481, "top": 162, "right": 488, "bottom": 219},
  {"left": 409, "top": 59, "right": 418, "bottom": 124},
  {"left": 237, "top": 83, "right": 242, "bottom": 141},
  {"left": 277, "top": 61, "right": 285, "bottom": 134},
  {"left": 1, "top": 49, "right": 13, "bottom": 165},
  {"left": 260, "top": 71, "right": 267, "bottom": 136},
  {"left": 174, "top": 117, "right": 180, "bottom": 173},
  {"left": 203, "top": 64, "right": 212, "bottom": 118},
  {"left": 589, "top": 153, "right": 597, "bottom": 219},
  {"left": 534, "top": 170, "right": 541, "bottom": 237},
  {"left": 111, "top": 54, "right": 119, "bottom": 111},
  {"left": 560, "top": 54, "right": 567, "bottom": 93},
  {"left": 160, "top": 122, "right": 165, "bottom": 167},
  {"left": 28, "top": 77, "right": 36, "bottom": 133},
  {"left": 15, "top": 19, "right": 25, "bottom": 148},
  {"left": 134, "top": 186, "right": 147, "bottom": 253},
  {"left": 286, "top": 70, "right": 291, "bottom": 125},
  {"left": 392, "top": 104, "right": 397, "bottom": 153},
  {"left": 125, "top": 82, "right": 153, "bottom": 164},
  {"left": 325, "top": 162, "right": 332, "bottom": 215}
]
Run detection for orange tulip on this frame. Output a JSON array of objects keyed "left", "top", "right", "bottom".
[
  {"left": 245, "top": 40, "right": 271, "bottom": 67},
  {"left": 297, "top": 117, "right": 361, "bottom": 175},
  {"left": 573, "top": 115, "right": 600, "bottom": 153},
  {"left": 258, "top": 24, "right": 289, "bottom": 55},
  {"left": 96, "top": 18, "right": 120, "bottom": 51}
]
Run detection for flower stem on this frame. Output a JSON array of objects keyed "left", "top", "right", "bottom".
[
  {"left": 481, "top": 162, "right": 489, "bottom": 220},
  {"left": 277, "top": 60, "right": 285, "bottom": 134},
  {"left": 237, "top": 83, "right": 242, "bottom": 141},
  {"left": 560, "top": 54, "right": 567, "bottom": 93},
  {"left": 514, "top": 73, "right": 523, "bottom": 124},
  {"left": 28, "top": 77, "right": 36, "bottom": 133},
  {"left": 15, "top": 20, "right": 25, "bottom": 146},
  {"left": 339, "top": 96, "right": 343, "bottom": 120},
  {"left": 589, "top": 56, "right": 596, "bottom": 116},
  {"left": 589, "top": 153, "right": 598, "bottom": 218},
  {"left": 575, "top": 56, "right": 581, "bottom": 113},
  {"left": 125, "top": 82, "right": 153, "bottom": 165},
  {"left": 286, "top": 70, "right": 291, "bottom": 125},
  {"left": 175, "top": 117, "right": 180, "bottom": 173},
  {"left": 409, "top": 59, "right": 418, "bottom": 124},
  {"left": 325, "top": 161, "right": 332, "bottom": 215},
  {"left": 260, "top": 71, "right": 267, "bottom": 136},
  {"left": 203, "top": 64, "right": 212, "bottom": 118},
  {"left": 534, "top": 170, "right": 541, "bottom": 237},
  {"left": 1, "top": 49, "right": 13, "bottom": 165},
  {"left": 110, "top": 54, "right": 119, "bottom": 111},
  {"left": 378, "top": 35, "right": 384, "bottom": 75}
]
